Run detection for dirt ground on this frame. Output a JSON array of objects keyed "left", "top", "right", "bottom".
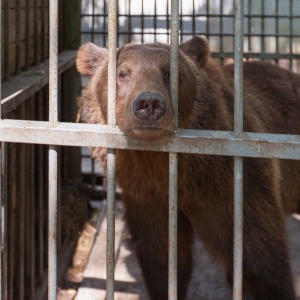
[{"left": 62, "top": 201, "right": 300, "bottom": 300}]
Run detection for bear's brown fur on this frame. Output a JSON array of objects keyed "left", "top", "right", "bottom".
[{"left": 77, "top": 36, "right": 300, "bottom": 300}]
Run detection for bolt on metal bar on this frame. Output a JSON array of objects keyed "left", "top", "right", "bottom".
[
  {"left": 169, "top": 0, "right": 179, "bottom": 299},
  {"left": 106, "top": 1, "right": 117, "bottom": 299},
  {"left": 233, "top": 0, "right": 244, "bottom": 299},
  {"left": 48, "top": 1, "right": 59, "bottom": 299}
]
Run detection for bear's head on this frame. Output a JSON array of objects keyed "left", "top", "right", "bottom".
[{"left": 77, "top": 36, "right": 213, "bottom": 141}]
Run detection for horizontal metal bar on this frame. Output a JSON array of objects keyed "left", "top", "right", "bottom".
[
  {"left": 211, "top": 52, "right": 300, "bottom": 60},
  {"left": 0, "top": 120, "right": 300, "bottom": 159},
  {"left": 1, "top": 51, "right": 77, "bottom": 117},
  {"left": 81, "top": 31, "right": 300, "bottom": 39},
  {"left": 81, "top": 13, "right": 300, "bottom": 18}
]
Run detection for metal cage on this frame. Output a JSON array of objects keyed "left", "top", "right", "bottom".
[{"left": 1, "top": 0, "right": 300, "bottom": 299}]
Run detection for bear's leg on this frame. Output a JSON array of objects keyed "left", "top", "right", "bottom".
[
  {"left": 242, "top": 213, "right": 296, "bottom": 300},
  {"left": 124, "top": 196, "right": 193, "bottom": 300}
]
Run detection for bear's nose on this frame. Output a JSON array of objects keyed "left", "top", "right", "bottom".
[{"left": 132, "top": 92, "right": 166, "bottom": 121}]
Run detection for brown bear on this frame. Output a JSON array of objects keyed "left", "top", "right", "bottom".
[{"left": 76, "top": 36, "right": 300, "bottom": 300}]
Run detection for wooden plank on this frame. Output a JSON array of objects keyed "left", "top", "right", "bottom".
[{"left": 1, "top": 50, "right": 77, "bottom": 117}]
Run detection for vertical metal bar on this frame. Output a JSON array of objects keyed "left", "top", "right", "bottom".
[
  {"left": 15, "top": 0, "right": 21, "bottom": 74},
  {"left": 167, "top": 0, "right": 170, "bottom": 44},
  {"left": 37, "top": 90, "right": 44, "bottom": 285},
  {"left": 234, "top": 0, "right": 244, "bottom": 134},
  {"left": 25, "top": 0, "right": 30, "bottom": 70},
  {"left": 28, "top": 99, "right": 35, "bottom": 300},
  {"left": 220, "top": 0, "right": 224, "bottom": 65},
  {"left": 103, "top": 0, "right": 107, "bottom": 47},
  {"left": 179, "top": 0, "right": 182, "bottom": 42},
  {"left": 128, "top": 0, "right": 131, "bottom": 43},
  {"left": 48, "top": 146, "right": 58, "bottom": 300},
  {"left": 154, "top": 0, "right": 157, "bottom": 42},
  {"left": 108, "top": 0, "right": 117, "bottom": 127},
  {"left": 289, "top": 0, "right": 293, "bottom": 70},
  {"left": 0, "top": 143, "right": 2, "bottom": 300},
  {"left": 206, "top": 0, "right": 210, "bottom": 40},
  {"left": 0, "top": 0, "right": 1, "bottom": 116},
  {"left": 170, "top": 0, "right": 179, "bottom": 128},
  {"left": 275, "top": 0, "right": 279, "bottom": 65},
  {"left": 107, "top": 1, "right": 117, "bottom": 299},
  {"left": 0, "top": 143, "right": 3, "bottom": 300},
  {"left": 92, "top": 0, "right": 95, "bottom": 43},
  {"left": 19, "top": 106, "right": 26, "bottom": 300},
  {"left": 4, "top": 0, "right": 9, "bottom": 80},
  {"left": 168, "top": 152, "right": 178, "bottom": 300},
  {"left": 141, "top": 0, "right": 144, "bottom": 43},
  {"left": 48, "top": 0, "right": 59, "bottom": 299},
  {"left": 192, "top": 0, "right": 195, "bottom": 36},
  {"left": 261, "top": 0, "right": 265, "bottom": 54},
  {"left": 0, "top": 2, "right": 2, "bottom": 296},
  {"left": 2, "top": 143, "right": 8, "bottom": 300},
  {"left": 41, "top": 0, "right": 46, "bottom": 61},
  {"left": 248, "top": 0, "right": 252, "bottom": 53},
  {"left": 8, "top": 139, "right": 16, "bottom": 300},
  {"left": 49, "top": 0, "right": 59, "bottom": 124},
  {"left": 0, "top": 144, "right": 9, "bottom": 300},
  {"left": 233, "top": 0, "right": 244, "bottom": 299},
  {"left": 34, "top": 0, "right": 38, "bottom": 64},
  {"left": 169, "top": 1, "right": 179, "bottom": 299}
]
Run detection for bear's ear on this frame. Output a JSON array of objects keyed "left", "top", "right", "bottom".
[
  {"left": 77, "top": 42, "right": 108, "bottom": 76},
  {"left": 180, "top": 36, "right": 210, "bottom": 68}
]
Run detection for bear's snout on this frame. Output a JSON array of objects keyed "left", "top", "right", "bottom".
[{"left": 132, "top": 92, "right": 166, "bottom": 122}]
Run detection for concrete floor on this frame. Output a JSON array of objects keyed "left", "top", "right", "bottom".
[{"left": 70, "top": 201, "right": 300, "bottom": 300}]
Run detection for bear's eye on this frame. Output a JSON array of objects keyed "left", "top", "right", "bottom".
[
  {"left": 163, "top": 71, "right": 170, "bottom": 81},
  {"left": 118, "top": 71, "right": 130, "bottom": 81}
]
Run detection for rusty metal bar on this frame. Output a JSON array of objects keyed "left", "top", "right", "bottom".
[
  {"left": 106, "top": 0, "right": 117, "bottom": 299},
  {"left": 1, "top": 120, "right": 300, "bottom": 160},
  {"left": 168, "top": 152, "right": 178, "bottom": 300},
  {"left": 48, "top": 0, "right": 59, "bottom": 299},
  {"left": 169, "top": 0, "right": 179, "bottom": 299},
  {"left": 233, "top": 0, "right": 244, "bottom": 299}
]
